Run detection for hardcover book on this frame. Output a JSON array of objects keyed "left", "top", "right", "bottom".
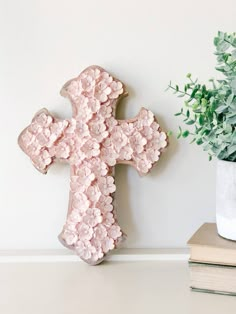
[
  {"left": 187, "top": 223, "right": 236, "bottom": 266},
  {"left": 189, "top": 262, "right": 236, "bottom": 296}
]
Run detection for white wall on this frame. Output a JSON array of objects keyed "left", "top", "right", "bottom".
[{"left": 0, "top": 0, "right": 235, "bottom": 250}]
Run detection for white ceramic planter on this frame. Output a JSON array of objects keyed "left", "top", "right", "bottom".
[{"left": 216, "top": 159, "right": 236, "bottom": 240}]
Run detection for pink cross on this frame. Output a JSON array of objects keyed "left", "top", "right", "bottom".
[{"left": 18, "top": 66, "right": 168, "bottom": 265}]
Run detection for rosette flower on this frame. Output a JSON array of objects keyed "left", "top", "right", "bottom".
[
  {"left": 75, "top": 240, "right": 96, "bottom": 260},
  {"left": 83, "top": 208, "right": 103, "bottom": 227},
  {"left": 109, "top": 81, "right": 123, "bottom": 99},
  {"left": 130, "top": 132, "right": 147, "bottom": 154},
  {"left": 98, "top": 176, "right": 116, "bottom": 195}
]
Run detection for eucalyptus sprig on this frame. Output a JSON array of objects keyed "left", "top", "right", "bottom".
[{"left": 168, "top": 31, "right": 236, "bottom": 162}]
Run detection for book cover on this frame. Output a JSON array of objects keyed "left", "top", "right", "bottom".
[{"left": 187, "top": 223, "right": 236, "bottom": 266}]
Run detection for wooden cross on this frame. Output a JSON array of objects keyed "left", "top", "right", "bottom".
[{"left": 18, "top": 66, "right": 168, "bottom": 265}]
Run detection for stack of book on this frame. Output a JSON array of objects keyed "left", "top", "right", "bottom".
[{"left": 187, "top": 223, "right": 236, "bottom": 296}]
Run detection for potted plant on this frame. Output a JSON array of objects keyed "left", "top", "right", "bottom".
[{"left": 168, "top": 31, "right": 236, "bottom": 240}]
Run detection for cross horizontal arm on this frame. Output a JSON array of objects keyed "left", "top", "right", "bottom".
[{"left": 18, "top": 109, "right": 75, "bottom": 174}]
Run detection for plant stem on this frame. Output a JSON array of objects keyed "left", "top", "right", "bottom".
[{"left": 168, "top": 85, "right": 192, "bottom": 97}]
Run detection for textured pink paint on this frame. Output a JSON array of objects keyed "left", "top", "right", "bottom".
[{"left": 18, "top": 66, "right": 168, "bottom": 265}]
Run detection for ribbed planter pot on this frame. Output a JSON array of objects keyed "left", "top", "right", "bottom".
[{"left": 216, "top": 159, "right": 236, "bottom": 240}]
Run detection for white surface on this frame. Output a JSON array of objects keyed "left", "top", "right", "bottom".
[
  {"left": 1, "top": 0, "right": 235, "bottom": 250},
  {"left": 0, "top": 248, "right": 189, "bottom": 263},
  {"left": 216, "top": 160, "right": 236, "bottom": 240},
  {"left": 1, "top": 261, "right": 236, "bottom": 314}
]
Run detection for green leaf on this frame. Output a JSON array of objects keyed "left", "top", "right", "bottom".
[
  {"left": 193, "top": 109, "right": 202, "bottom": 114},
  {"left": 196, "top": 138, "right": 203, "bottom": 145},
  {"left": 201, "top": 98, "right": 208, "bottom": 106},
  {"left": 228, "top": 145, "right": 236, "bottom": 155},
  {"left": 186, "top": 120, "right": 195, "bottom": 125},
  {"left": 217, "top": 41, "right": 230, "bottom": 53},
  {"left": 191, "top": 87, "right": 199, "bottom": 98},
  {"left": 226, "top": 114, "right": 236, "bottom": 124},
  {"left": 215, "top": 105, "right": 228, "bottom": 113},
  {"left": 184, "top": 100, "right": 189, "bottom": 107},
  {"left": 190, "top": 138, "right": 196, "bottom": 144},
  {"left": 227, "top": 94, "right": 234, "bottom": 106},
  {"left": 182, "top": 130, "right": 190, "bottom": 138},
  {"left": 214, "top": 37, "right": 220, "bottom": 47},
  {"left": 230, "top": 79, "right": 236, "bottom": 95},
  {"left": 177, "top": 126, "right": 182, "bottom": 139},
  {"left": 199, "top": 115, "right": 205, "bottom": 125},
  {"left": 232, "top": 49, "right": 236, "bottom": 59}
]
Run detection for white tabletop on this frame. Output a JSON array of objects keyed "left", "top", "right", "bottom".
[{"left": 0, "top": 260, "right": 236, "bottom": 314}]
